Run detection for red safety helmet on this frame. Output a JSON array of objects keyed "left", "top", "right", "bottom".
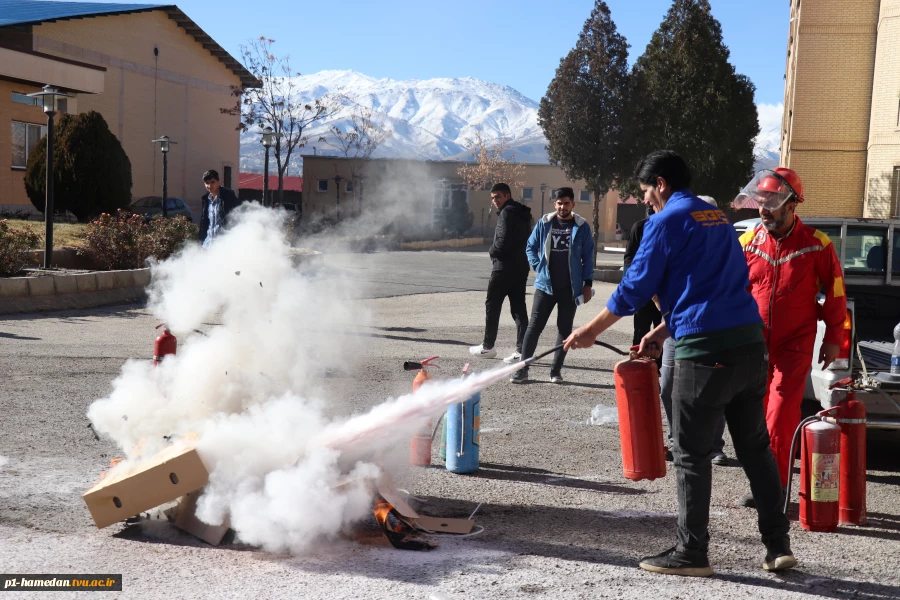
[{"left": 734, "top": 168, "right": 804, "bottom": 211}]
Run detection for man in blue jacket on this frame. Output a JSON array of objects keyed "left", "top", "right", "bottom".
[
  {"left": 564, "top": 151, "right": 794, "bottom": 576},
  {"left": 510, "top": 188, "right": 594, "bottom": 383}
]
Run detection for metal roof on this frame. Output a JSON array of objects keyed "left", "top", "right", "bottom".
[{"left": 0, "top": 1, "right": 260, "bottom": 88}]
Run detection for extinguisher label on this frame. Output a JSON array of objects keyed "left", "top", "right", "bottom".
[
  {"left": 473, "top": 401, "right": 480, "bottom": 446},
  {"left": 811, "top": 452, "right": 840, "bottom": 502}
]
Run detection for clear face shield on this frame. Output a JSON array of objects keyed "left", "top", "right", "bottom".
[{"left": 733, "top": 170, "right": 799, "bottom": 211}]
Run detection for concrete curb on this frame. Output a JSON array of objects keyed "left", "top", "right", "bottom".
[
  {"left": 593, "top": 268, "right": 623, "bottom": 284},
  {"left": 399, "top": 237, "right": 487, "bottom": 251},
  {"left": 0, "top": 268, "right": 150, "bottom": 315}
]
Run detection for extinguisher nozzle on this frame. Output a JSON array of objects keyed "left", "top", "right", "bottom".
[{"left": 403, "top": 361, "right": 423, "bottom": 371}]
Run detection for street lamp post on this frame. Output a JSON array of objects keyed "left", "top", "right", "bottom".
[
  {"left": 540, "top": 182, "right": 547, "bottom": 216},
  {"left": 151, "top": 136, "right": 177, "bottom": 218},
  {"left": 260, "top": 126, "right": 280, "bottom": 207},
  {"left": 27, "top": 85, "right": 72, "bottom": 269},
  {"left": 334, "top": 174, "right": 343, "bottom": 221}
]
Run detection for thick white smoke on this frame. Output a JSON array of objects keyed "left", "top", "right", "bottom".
[{"left": 87, "top": 203, "right": 510, "bottom": 553}]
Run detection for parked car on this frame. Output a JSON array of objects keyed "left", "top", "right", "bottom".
[
  {"left": 129, "top": 196, "right": 193, "bottom": 222},
  {"left": 615, "top": 222, "right": 623, "bottom": 241},
  {"left": 733, "top": 217, "right": 761, "bottom": 235}
]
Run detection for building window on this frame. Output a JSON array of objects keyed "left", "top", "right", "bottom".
[
  {"left": 317, "top": 179, "right": 328, "bottom": 192},
  {"left": 12, "top": 92, "right": 41, "bottom": 107},
  {"left": 892, "top": 167, "right": 900, "bottom": 216},
  {"left": 345, "top": 180, "right": 354, "bottom": 193},
  {"left": 579, "top": 190, "right": 591, "bottom": 203},
  {"left": 550, "top": 189, "right": 559, "bottom": 201},
  {"left": 11, "top": 121, "right": 46, "bottom": 169},
  {"left": 522, "top": 187, "right": 534, "bottom": 202},
  {"left": 223, "top": 166, "right": 232, "bottom": 188}
]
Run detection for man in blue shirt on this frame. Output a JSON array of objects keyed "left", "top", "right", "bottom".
[
  {"left": 565, "top": 151, "right": 794, "bottom": 577},
  {"left": 199, "top": 170, "right": 243, "bottom": 247}
]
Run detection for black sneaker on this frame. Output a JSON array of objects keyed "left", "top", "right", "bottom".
[
  {"left": 509, "top": 369, "right": 529, "bottom": 384},
  {"left": 711, "top": 451, "right": 728, "bottom": 466},
  {"left": 738, "top": 492, "right": 756, "bottom": 508},
  {"left": 639, "top": 546, "right": 713, "bottom": 577},
  {"left": 665, "top": 449, "right": 674, "bottom": 462},
  {"left": 762, "top": 536, "right": 798, "bottom": 571}
]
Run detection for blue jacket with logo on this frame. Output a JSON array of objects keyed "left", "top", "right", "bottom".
[
  {"left": 526, "top": 212, "right": 595, "bottom": 297},
  {"left": 606, "top": 190, "right": 761, "bottom": 340}
]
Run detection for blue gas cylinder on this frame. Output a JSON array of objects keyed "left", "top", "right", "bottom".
[{"left": 446, "top": 392, "right": 480, "bottom": 474}]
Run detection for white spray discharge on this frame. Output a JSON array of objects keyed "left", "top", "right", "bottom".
[{"left": 86, "top": 203, "right": 514, "bottom": 553}]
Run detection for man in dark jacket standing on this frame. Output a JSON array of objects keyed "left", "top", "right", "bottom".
[
  {"left": 199, "top": 169, "right": 243, "bottom": 246},
  {"left": 469, "top": 183, "right": 533, "bottom": 360},
  {"left": 624, "top": 209, "right": 662, "bottom": 346}
]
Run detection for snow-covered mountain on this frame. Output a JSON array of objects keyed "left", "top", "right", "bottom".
[
  {"left": 239, "top": 70, "right": 548, "bottom": 174},
  {"left": 239, "top": 70, "right": 781, "bottom": 174}
]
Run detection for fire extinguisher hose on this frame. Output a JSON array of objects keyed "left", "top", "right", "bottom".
[{"left": 783, "top": 415, "right": 820, "bottom": 514}]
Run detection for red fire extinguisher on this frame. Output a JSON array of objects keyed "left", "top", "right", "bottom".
[
  {"left": 785, "top": 404, "right": 841, "bottom": 532},
  {"left": 153, "top": 323, "right": 177, "bottom": 366},
  {"left": 837, "top": 390, "right": 867, "bottom": 526},
  {"left": 404, "top": 356, "right": 439, "bottom": 466},
  {"left": 613, "top": 346, "right": 666, "bottom": 481}
]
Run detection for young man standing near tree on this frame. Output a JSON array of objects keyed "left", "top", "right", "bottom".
[
  {"left": 470, "top": 183, "right": 532, "bottom": 360},
  {"left": 564, "top": 151, "right": 794, "bottom": 576},
  {"left": 199, "top": 169, "right": 242, "bottom": 247},
  {"left": 510, "top": 188, "right": 593, "bottom": 383}
]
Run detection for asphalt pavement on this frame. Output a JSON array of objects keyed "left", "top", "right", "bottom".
[{"left": 0, "top": 249, "right": 898, "bottom": 600}]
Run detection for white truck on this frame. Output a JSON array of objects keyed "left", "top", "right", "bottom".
[{"left": 734, "top": 217, "right": 900, "bottom": 429}]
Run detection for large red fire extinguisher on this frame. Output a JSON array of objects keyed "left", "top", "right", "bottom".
[
  {"left": 786, "top": 405, "right": 841, "bottom": 532},
  {"left": 404, "top": 356, "right": 439, "bottom": 466},
  {"left": 613, "top": 347, "right": 666, "bottom": 481},
  {"left": 153, "top": 323, "right": 177, "bottom": 366},
  {"left": 837, "top": 392, "right": 867, "bottom": 526}
]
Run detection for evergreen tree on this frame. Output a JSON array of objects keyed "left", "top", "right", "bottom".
[
  {"left": 538, "top": 0, "right": 630, "bottom": 254},
  {"left": 25, "top": 111, "right": 132, "bottom": 222},
  {"left": 625, "top": 0, "right": 758, "bottom": 204}
]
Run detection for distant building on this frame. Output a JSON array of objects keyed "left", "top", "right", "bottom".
[
  {"left": 0, "top": 1, "right": 258, "bottom": 217},
  {"left": 781, "top": 0, "right": 900, "bottom": 218},
  {"left": 301, "top": 154, "right": 618, "bottom": 241},
  {"left": 237, "top": 172, "right": 302, "bottom": 206}
]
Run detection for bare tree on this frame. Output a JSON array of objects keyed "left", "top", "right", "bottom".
[
  {"left": 322, "top": 96, "right": 392, "bottom": 214},
  {"left": 456, "top": 131, "right": 526, "bottom": 192},
  {"left": 221, "top": 37, "right": 335, "bottom": 214}
]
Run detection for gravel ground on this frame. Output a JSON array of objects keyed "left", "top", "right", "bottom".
[{"left": 0, "top": 250, "right": 898, "bottom": 600}]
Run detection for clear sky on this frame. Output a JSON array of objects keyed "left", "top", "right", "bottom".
[{"left": 165, "top": 0, "right": 789, "bottom": 106}]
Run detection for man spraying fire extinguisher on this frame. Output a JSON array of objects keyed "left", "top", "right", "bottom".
[
  {"left": 565, "top": 151, "right": 794, "bottom": 577},
  {"left": 734, "top": 168, "right": 846, "bottom": 506}
]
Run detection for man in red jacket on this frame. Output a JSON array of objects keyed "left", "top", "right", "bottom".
[{"left": 736, "top": 168, "right": 846, "bottom": 505}]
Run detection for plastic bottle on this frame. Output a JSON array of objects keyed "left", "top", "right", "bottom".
[
  {"left": 575, "top": 288, "right": 597, "bottom": 306},
  {"left": 891, "top": 321, "right": 900, "bottom": 377}
]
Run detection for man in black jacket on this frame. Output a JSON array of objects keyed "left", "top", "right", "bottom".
[
  {"left": 199, "top": 170, "right": 244, "bottom": 246},
  {"left": 470, "top": 183, "right": 533, "bottom": 360},
  {"left": 623, "top": 210, "right": 662, "bottom": 346}
]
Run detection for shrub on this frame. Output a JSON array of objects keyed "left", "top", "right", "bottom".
[
  {"left": 146, "top": 216, "right": 198, "bottom": 261},
  {"left": 78, "top": 211, "right": 198, "bottom": 270},
  {"left": 79, "top": 211, "right": 151, "bottom": 270},
  {"left": 0, "top": 220, "right": 40, "bottom": 276},
  {"left": 25, "top": 111, "right": 132, "bottom": 222}
]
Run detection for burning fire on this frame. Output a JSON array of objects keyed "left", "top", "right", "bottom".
[{"left": 372, "top": 496, "right": 435, "bottom": 551}]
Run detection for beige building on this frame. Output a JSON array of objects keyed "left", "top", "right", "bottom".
[
  {"left": 781, "top": 0, "right": 900, "bottom": 218},
  {"left": 301, "top": 155, "right": 619, "bottom": 241},
  {"left": 0, "top": 2, "right": 257, "bottom": 217}
]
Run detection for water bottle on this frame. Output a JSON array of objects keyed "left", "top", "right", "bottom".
[
  {"left": 575, "top": 288, "right": 597, "bottom": 306},
  {"left": 892, "top": 321, "right": 900, "bottom": 377}
]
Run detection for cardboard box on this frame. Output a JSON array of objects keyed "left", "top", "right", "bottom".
[
  {"left": 83, "top": 443, "right": 209, "bottom": 529},
  {"left": 168, "top": 491, "right": 230, "bottom": 546}
]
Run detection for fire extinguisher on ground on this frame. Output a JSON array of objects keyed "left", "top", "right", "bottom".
[
  {"left": 784, "top": 377, "right": 867, "bottom": 531},
  {"left": 612, "top": 345, "right": 666, "bottom": 481},
  {"left": 445, "top": 363, "right": 480, "bottom": 474},
  {"left": 404, "top": 356, "right": 439, "bottom": 466},
  {"left": 153, "top": 324, "right": 177, "bottom": 366}
]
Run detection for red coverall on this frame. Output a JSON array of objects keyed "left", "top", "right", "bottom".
[{"left": 740, "top": 217, "right": 846, "bottom": 486}]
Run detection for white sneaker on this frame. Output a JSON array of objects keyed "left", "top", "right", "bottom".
[
  {"left": 503, "top": 352, "right": 522, "bottom": 363},
  {"left": 469, "top": 344, "right": 497, "bottom": 358},
  {"left": 550, "top": 373, "right": 563, "bottom": 384}
]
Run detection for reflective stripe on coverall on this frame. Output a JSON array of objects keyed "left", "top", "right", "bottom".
[{"left": 740, "top": 217, "right": 846, "bottom": 486}]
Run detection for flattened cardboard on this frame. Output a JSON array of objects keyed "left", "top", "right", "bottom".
[
  {"left": 412, "top": 516, "right": 475, "bottom": 535},
  {"left": 83, "top": 443, "right": 209, "bottom": 529},
  {"left": 375, "top": 472, "right": 419, "bottom": 519},
  {"left": 169, "top": 491, "right": 230, "bottom": 546}
]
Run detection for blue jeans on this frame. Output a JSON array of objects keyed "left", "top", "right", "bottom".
[{"left": 660, "top": 337, "right": 726, "bottom": 453}]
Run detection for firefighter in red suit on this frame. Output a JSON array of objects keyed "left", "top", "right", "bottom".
[{"left": 735, "top": 168, "right": 846, "bottom": 505}]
